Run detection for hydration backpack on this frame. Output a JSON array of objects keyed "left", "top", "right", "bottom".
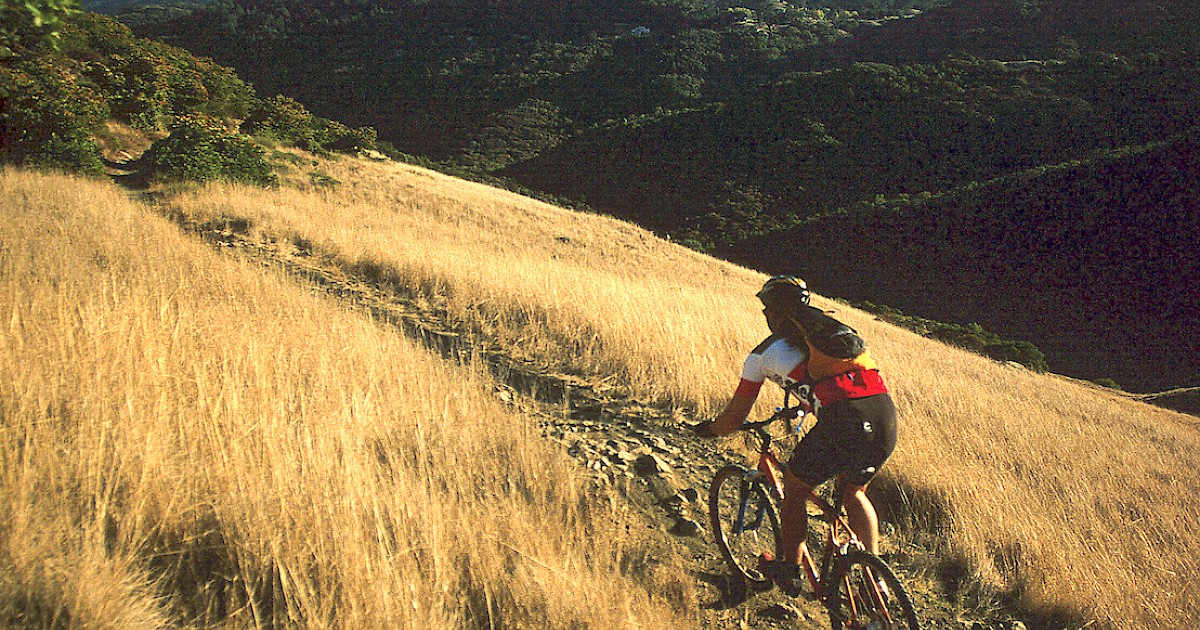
[{"left": 786, "top": 305, "right": 877, "bottom": 380}]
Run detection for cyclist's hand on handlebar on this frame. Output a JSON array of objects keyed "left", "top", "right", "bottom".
[{"left": 688, "top": 420, "right": 718, "bottom": 438}]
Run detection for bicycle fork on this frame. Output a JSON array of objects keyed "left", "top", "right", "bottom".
[{"left": 733, "top": 471, "right": 768, "bottom": 535}]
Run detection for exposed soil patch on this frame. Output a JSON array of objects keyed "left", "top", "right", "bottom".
[{"left": 95, "top": 121, "right": 161, "bottom": 164}]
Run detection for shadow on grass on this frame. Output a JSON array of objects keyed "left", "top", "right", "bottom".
[{"left": 869, "top": 473, "right": 1088, "bottom": 629}]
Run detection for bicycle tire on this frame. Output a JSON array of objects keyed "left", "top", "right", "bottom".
[
  {"left": 826, "top": 550, "right": 920, "bottom": 630},
  {"left": 708, "top": 465, "right": 782, "bottom": 589}
]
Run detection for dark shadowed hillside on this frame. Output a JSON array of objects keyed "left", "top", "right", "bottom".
[
  {"left": 742, "top": 131, "right": 1200, "bottom": 392},
  {"left": 795, "top": 0, "right": 1200, "bottom": 67}
]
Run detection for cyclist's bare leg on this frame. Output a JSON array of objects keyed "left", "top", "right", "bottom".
[
  {"left": 843, "top": 482, "right": 881, "bottom": 555},
  {"left": 780, "top": 469, "right": 812, "bottom": 564}
]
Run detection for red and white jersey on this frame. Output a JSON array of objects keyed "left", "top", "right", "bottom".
[
  {"left": 733, "top": 334, "right": 888, "bottom": 407},
  {"left": 734, "top": 335, "right": 810, "bottom": 400}
]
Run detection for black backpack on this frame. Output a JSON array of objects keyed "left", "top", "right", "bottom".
[{"left": 790, "top": 305, "right": 866, "bottom": 360}]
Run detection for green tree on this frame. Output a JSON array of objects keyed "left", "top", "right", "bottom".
[{"left": 1, "top": 0, "right": 81, "bottom": 56}]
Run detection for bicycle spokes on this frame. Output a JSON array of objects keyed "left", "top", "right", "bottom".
[
  {"left": 828, "top": 551, "right": 919, "bottom": 630},
  {"left": 709, "top": 466, "right": 782, "bottom": 589},
  {"left": 846, "top": 568, "right": 888, "bottom": 624}
]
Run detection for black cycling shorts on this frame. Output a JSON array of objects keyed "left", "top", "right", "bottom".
[{"left": 787, "top": 393, "right": 897, "bottom": 487}]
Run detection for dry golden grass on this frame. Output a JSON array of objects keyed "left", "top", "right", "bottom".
[
  {"left": 158, "top": 152, "right": 1200, "bottom": 628},
  {"left": 0, "top": 168, "right": 690, "bottom": 627},
  {"left": 858, "top": 314, "right": 1200, "bottom": 626},
  {"left": 168, "top": 155, "right": 768, "bottom": 413},
  {"left": 6, "top": 153, "right": 1200, "bottom": 628}
]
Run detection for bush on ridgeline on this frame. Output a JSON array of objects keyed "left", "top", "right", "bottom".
[
  {"left": 855, "top": 301, "right": 1049, "bottom": 372},
  {"left": 983, "top": 340, "right": 1049, "bottom": 372},
  {"left": 145, "top": 113, "right": 276, "bottom": 185},
  {"left": 243, "top": 95, "right": 376, "bottom": 153}
]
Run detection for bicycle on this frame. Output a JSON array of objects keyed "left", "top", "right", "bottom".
[{"left": 706, "top": 389, "right": 920, "bottom": 629}]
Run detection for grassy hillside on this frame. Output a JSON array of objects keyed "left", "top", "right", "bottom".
[
  {"left": 5, "top": 151, "right": 1195, "bottom": 626},
  {"left": 163, "top": 152, "right": 1200, "bottom": 629},
  {"left": 0, "top": 168, "right": 693, "bottom": 627}
]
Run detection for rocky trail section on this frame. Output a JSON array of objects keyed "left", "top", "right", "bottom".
[{"left": 156, "top": 202, "right": 1017, "bottom": 630}]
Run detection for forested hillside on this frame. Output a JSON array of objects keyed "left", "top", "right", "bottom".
[
  {"left": 83, "top": 0, "right": 1200, "bottom": 391},
  {"left": 796, "top": 0, "right": 1200, "bottom": 66},
  {"left": 0, "top": 6, "right": 376, "bottom": 183},
  {"left": 745, "top": 131, "right": 1200, "bottom": 392}
]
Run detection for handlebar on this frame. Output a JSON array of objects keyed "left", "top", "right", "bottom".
[
  {"left": 735, "top": 403, "right": 808, "bottom": 451},
  {"left": 689, "top": 388, "right": 811, "bottom": 442}
]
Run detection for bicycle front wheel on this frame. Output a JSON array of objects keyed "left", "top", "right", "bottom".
[
  {"left": 708, "top": 465, "right": 782, "bottom": 589},
  {"left": 827, "top": 550, "right": 919, "bottom": 630}
]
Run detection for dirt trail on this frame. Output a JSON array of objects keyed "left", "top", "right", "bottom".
[{"left": 154, "top": 203, "right": 1009, "bottom": 630}]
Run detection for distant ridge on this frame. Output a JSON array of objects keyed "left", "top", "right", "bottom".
[
  {"left": 797, "top": 0, "right": 1200, "bottom": 67},
  {"left": 84, "top": 0, "right": 207, "bottom": 15},
  {"left": 1141, "top": 388, "right": 1200, "bottom": 417},
  {"left": 112, "top": 0, "right": 1200, "bottom": 392}
]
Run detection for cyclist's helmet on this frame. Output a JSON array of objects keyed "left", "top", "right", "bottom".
[{"left": 757, "top": 275, "right": 810, "bottom": 310}]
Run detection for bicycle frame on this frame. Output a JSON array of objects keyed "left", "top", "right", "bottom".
[
  {"left": 713, "top": 391, "right": 919, "bottom": 628},
  {"left": 739, "top": 399, "right": 866, "bottom": 601}
]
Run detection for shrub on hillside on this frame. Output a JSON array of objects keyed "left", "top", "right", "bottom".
[
  {"left": 26, "top": 125, "right": 107, "bottom": 174},
  {"left": 927, "top": 321, "right": 990, "bottom": 353},
  {"left": 317, "top": 117, "right": 377, "bottom": 153},
  {"left": 242, "top": 95, "right": 376, "bottom": 153},
  {"left": 983, "top": 340, "right": 1049, "bottom": 372},
  {"left": 0, "top": 57, "right": 107, "bottom": 175},
  {"left": 145, "top": 113, "right": 275, "bottom": 185},
  {"left": 63, "top": 13, "right": 258, "bottom": 130},
  {"left": 3, "top": 11, "right": 264, "bottom": 178}
]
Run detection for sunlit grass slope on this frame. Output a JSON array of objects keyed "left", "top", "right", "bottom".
[
  {"left": 0, "top": 169, "right": 690, "bottom": 628},
  {"left": 168, "top": 157, "right": 770, "bottom": 412},
  {"left": 162, "top": 153, "right": 1200, "bottom": 628}
]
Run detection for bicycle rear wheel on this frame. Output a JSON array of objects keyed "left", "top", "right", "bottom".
[
  {"left": 827, "top": 550, "right": 919, "bottom": 630},
  {"left": 708, "top": 465, "right": 782, "bottom": 589}
]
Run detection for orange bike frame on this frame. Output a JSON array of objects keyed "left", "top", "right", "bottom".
[{"left": 753, "top": 442, "right": 862, "bottom": 599}]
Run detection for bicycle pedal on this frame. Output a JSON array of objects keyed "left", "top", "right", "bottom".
[{"left": 757, "top": 556, "right": 803, "bottom": 598}]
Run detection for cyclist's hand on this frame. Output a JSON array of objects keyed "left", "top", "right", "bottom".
[{"left": 689, "top": 420, "right": 718, "bottom": 438}]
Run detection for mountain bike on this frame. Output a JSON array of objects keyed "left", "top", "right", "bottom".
[{"left": 707, "top": 389, "right": 920, "bottom": 629}]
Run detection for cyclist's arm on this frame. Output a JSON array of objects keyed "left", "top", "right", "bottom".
[
  {"left": 708, "top": 344, "right": 776, "bottom": 436},
  {"left": 710, "top": 391, "right": 756, "bottom": 436}
]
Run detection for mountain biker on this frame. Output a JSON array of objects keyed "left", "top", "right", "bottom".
[{"left": 692, "top": 275, "right": 898, "bottom": 596}]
